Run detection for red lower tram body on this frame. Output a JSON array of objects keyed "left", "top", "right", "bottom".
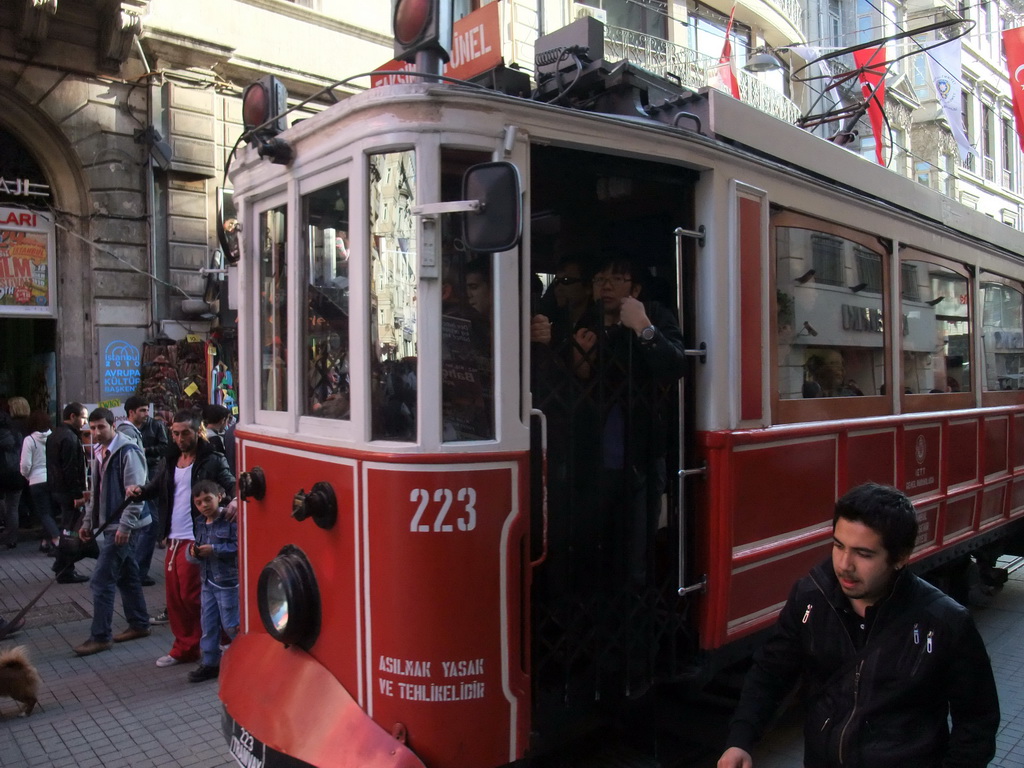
[
  {"left": 221, "top": 410, "right": 1024, "bottom": 768},
  {"left": 222, "top": 436, "right": 530, "bottom": 768}
]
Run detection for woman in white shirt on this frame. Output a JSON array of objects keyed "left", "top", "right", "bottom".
[{"left": 20, "top": 410, "right": 60, "bottom": 553}]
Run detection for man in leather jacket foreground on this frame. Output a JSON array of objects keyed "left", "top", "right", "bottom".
[{"left": 718, "top": 483, "right": 999, "bottom": 768}]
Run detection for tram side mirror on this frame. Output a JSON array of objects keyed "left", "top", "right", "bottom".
[{"left": 462, "top": 161, "right": 522, "bottom": 253}]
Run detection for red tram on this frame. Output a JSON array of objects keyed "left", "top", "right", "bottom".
[{"left": 220, "top": 9, "right": 1024, "bottom": 768}]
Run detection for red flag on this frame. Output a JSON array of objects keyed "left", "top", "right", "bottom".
[
  {"left": 853, "top": 46, "right": 887, "bottom": 165},
  {"left": 714, "top": 6, "right": 741, "bottom": 99},
  {"left": 1003, "top": 26, "right": 1024, "bottom": 152}
]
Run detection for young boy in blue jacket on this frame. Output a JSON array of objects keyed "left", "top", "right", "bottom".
[{"left": 185, "top": 479, "right": 238, "bottom": 683}]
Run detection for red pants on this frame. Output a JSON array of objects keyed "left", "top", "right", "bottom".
[{"left": 165, "top": 539, "right": 201, "bottom": 662}]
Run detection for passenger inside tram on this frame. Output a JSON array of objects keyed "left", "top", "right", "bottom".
[
  {"left": 440, "top": 254, "right": 494, "bottom": 441},
  {"left": 801, "top": 348, "right": 863, "bottom": 397}
]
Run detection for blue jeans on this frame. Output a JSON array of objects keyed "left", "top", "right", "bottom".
[
  {"left": 199, "top": 582, "right": 239, "bottom": 667},
  {"left": 27, "top": 483, "right": 59, "bottom": 540},
  {"left": 134, "top": 501, "right": 159, "bottom": 579},
  {"left": 89, "top": 528, "right": 150, "bottom": 643},
  {"left": 1, "top": 488, "right": 21, "bottom": 546}
]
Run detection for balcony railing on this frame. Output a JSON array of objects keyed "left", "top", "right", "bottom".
[
  {"left": 767, "top": 0, "right": 803, "bottom": 31},
  {"left": 603, "top": 26, "right": 802, "bottom": 125}
]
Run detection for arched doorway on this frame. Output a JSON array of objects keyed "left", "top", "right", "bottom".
[
  {"left": 0, "top": 88, "right": 93, "bottom": 414},
  {"left": 0, "top": 126, "right": 57, "bottom": 413}
]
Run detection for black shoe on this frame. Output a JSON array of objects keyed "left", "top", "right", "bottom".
[
  {"left": 56, "top": 573, "right": 89, "bottom": 584},
  {"left": 187, "top": 664, "right": 220, "bottom": 683},
  {"left": 140, "top": 577, "right": 156, "bottom": 586},
  {"left": 0, "top": 616, "right": 25, "bottom": 636}
]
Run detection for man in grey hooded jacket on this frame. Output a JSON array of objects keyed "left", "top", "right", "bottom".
[{"left": 73, "top": 409, "right": 151, "bottom": 657}]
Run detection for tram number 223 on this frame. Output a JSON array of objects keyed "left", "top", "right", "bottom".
[{"left": 409, "top": 488, "right": 477, "bottom": 533}]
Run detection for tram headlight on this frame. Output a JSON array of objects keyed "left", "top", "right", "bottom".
[{"left": 257, "top": 545, "right": 321, "bottom": 649}]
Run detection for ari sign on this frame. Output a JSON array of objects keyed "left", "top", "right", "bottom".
[
  {"left": 0, "top": 207, "right": 56, "bottom": 317},
  {"left": 372, "top": 2, "right": 503, "bottom": 87}
]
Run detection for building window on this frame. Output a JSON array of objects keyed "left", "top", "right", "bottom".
[
  {"left": 828, "top": 0, "right": 842, "bottom": 48},
  {"left": 856, "top": 247, "right": 883, "bottom": 293},
  {"left": 856, "top": 0, "right": 875, "bottom": 44},
  {"left": 940, "top": 152, "right": 955, "bottom": 197},
  {"left": 688, "top": 2, "right": 749, "bottom": 65},
  {"left": 962, "top": 87, "right": 975, "bottom": 171},
  {"left": 916, "top": 161, "right": 931, "bottom": 187},
  {"left": 811, "top": 234, "right": 843, "bottom": 285},
  {"left": 1003, "top": 116, "right": 1016, "bottom": 191},
  {"left": 889, "top": 127, "right": 908, "bottom": 176},
  {"left": 580, "top": 0, "right": 668, "bottom": 38},
  {"left": 981, "top": 103, "right": 994, "bottom": 180},
  {"left": 455, "top": 0, "right": 480, "bottom": 19},
  {"left": 900, "top": 262, "right": 920, "bottom": 301}
]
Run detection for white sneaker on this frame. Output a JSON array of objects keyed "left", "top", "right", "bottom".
[{"left": 156, "top": 654, "right": 181, "bottom": 667}]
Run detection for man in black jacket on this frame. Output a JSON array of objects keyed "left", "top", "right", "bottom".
[
  {"left": 45, "top": 402, "right": 90, "bottom": 583},
  {"left": 718, "top": 483, "right": 999, "bottom": 768},
  {"left": 124, "top": 395, "right": 168, "bottom": 585},
  {"left": 128, "top": 409, "right": 234, "bottom": 672}
]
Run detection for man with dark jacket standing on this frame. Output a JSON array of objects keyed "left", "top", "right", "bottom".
[
  {"left": 124, "top": 395, "right": 168, "bottom": 585},
  {"left": 718, "top": 483, "right": 999, "bottom": 768},
  {"left": 45, "top": 402, "right": 90, "bottom": 583},
  {"left": 128, "top": 409, "right": 234, "bottom": 668}
]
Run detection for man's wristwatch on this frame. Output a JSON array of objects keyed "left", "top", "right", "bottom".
[{"left": 640, "top": 325, "right": 657, "bottom": 342}]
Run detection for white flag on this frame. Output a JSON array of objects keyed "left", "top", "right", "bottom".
[{"left": 927, "top": 38, "right": 974, "bottom": 163}]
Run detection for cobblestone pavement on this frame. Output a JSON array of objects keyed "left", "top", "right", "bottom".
[
  {"left": 3, "top": 533, "right": 1024, "bottom": 768},
  {"left": 0, "top": 536, "right": 233, "bottom": 768}
]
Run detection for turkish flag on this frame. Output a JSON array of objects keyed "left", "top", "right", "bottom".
[
  {"left": 1003, "top": 27, "right": 1024, "bottom": 151},
  {"left": 715, "top": 6, "right": 741, "bottom": 100},
  {"left": 854, "top": 46, "right": 887, "bottom": 165}
]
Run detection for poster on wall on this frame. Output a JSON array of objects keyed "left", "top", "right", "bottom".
[
  {"left": 0, "top": 206, "right": 56, "bottom": 317},
  {"left": 97, "top": 326, "right": 147, "bottom": 404}
]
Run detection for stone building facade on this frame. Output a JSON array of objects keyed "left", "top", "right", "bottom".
[{"left": 0, "top": 0, "right": 390, "bottom": 409}]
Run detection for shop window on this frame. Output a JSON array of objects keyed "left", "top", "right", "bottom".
[
  {"left": 303, "top": 180, "right": 350, "bottom": 420},
  {"left": 900, "top": 255, "right": 971, "bottom": 395},
  {"left": 259, "top": 206, "right": 288, "bottom": 412},
  {"left": 369, "top": 151, "right": 418, "bottom": 442},
  {"left": 981, "top": 280, "right": 1024, "bottom": 391},
  {"left": 775, "top": 217, "right": 887, "bottom": 404}
]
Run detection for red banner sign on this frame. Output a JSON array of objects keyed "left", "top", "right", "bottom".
[
  {"left": 372, "top": 2, "right": 502, "bottom": 88},
  {"left": 1004, "top": 26, "right": 1024, "bottom": 152}
]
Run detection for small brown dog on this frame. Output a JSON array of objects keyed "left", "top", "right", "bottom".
[{"left": 0, "top": 646, "right": 40, "bottom": 716}]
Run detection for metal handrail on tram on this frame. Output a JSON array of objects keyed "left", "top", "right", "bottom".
[
  {"left": 675, "top": 226, "right": 709, "bottom": 597},
  {"left": 530, "top": 407, "right": 549, "bottom": 568}
]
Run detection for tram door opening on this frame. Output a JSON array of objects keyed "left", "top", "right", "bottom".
[{"left": 527, "top": 145, "right": 698, "bottom": 734}]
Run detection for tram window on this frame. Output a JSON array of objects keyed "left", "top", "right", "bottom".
[
  {"left": 303, "top": 180, "right": 350, "bottom": 420},
  {"left": 776, "top": 225, "right": 886, "bottom": 399},
  {"left": 981, "top": 281, "right": 1024, "bottom": 391},
  {"left": 369, "top": 151, "right": 418, "bottom": 441},
  {"left": 440, "top": 148, "right": 495, "bottom": 442},
  {"left": 901, "top": 258, "right": 971, "bottom": 394},
  {"left": 259, "top": 206, "right": 288, "bottom": 412}
]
